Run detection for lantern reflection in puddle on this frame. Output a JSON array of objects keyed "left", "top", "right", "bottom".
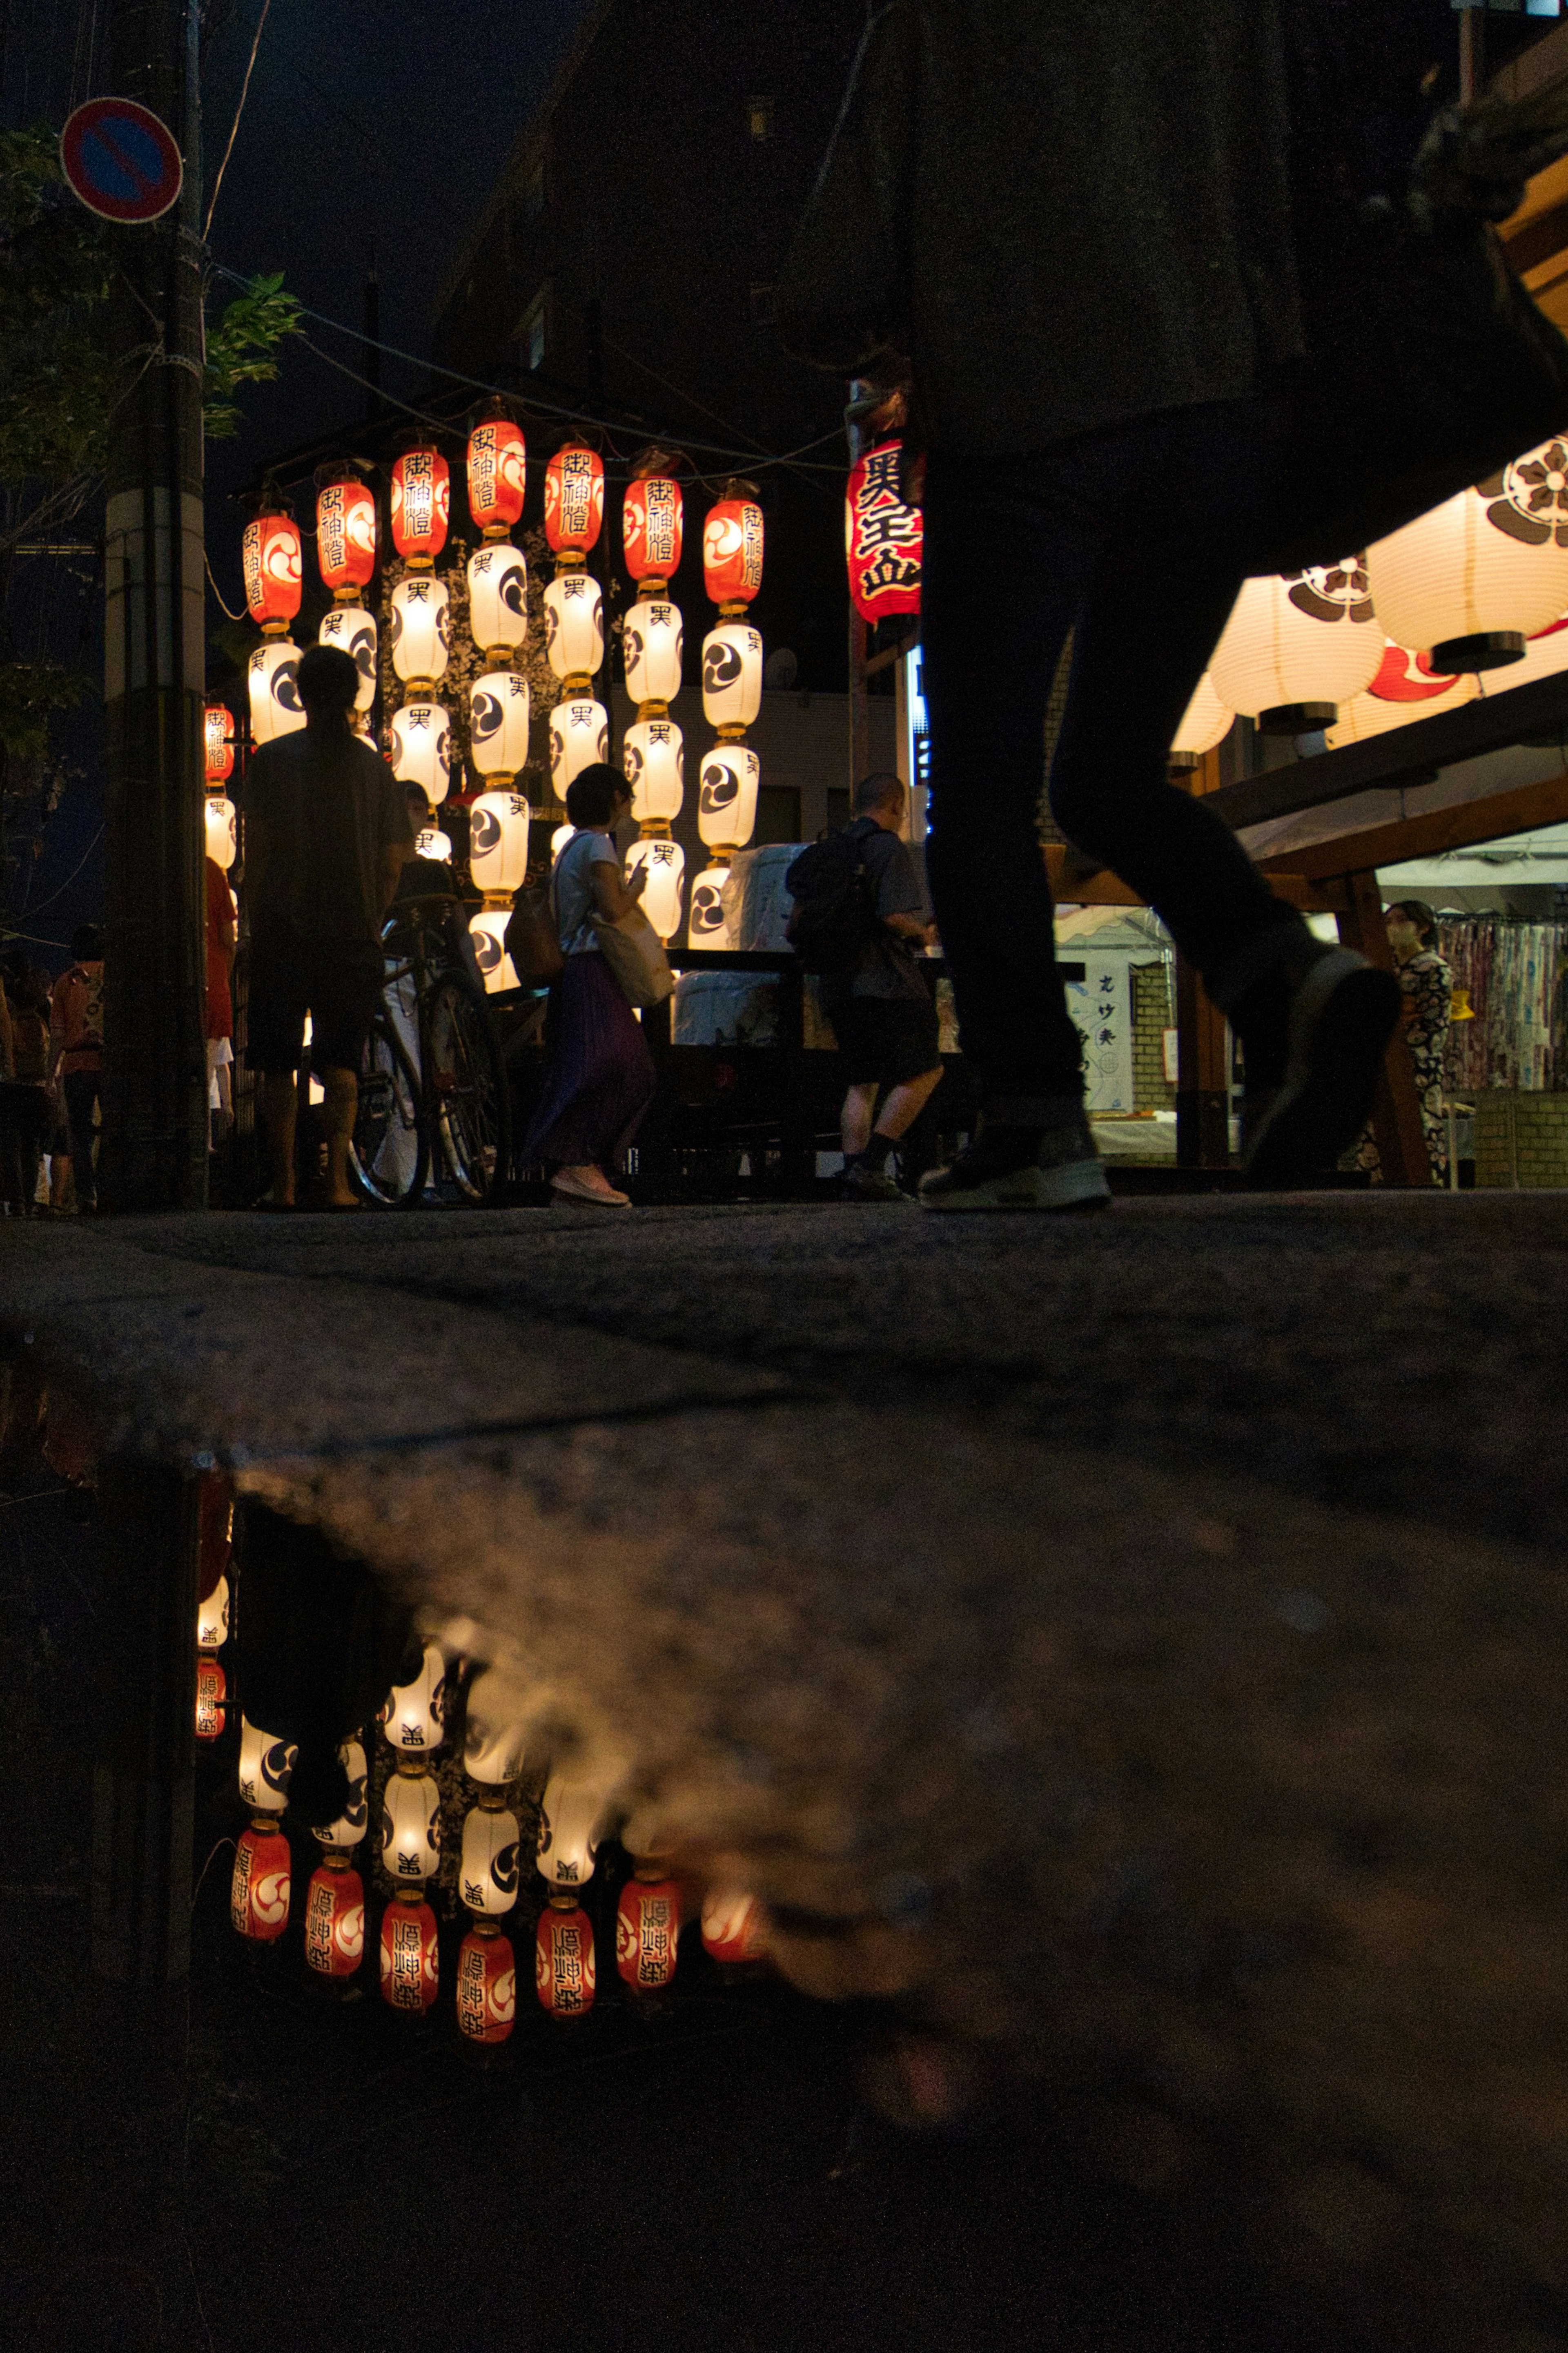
[
  {"left": 194, "top": 1655, "right": 226, "bottom": 1743},
  {"left": 237, "top": 1715, "right": 296, "bottom": 1814},
  {"left": 701, "top": 1887, "right": 766, "bottom": 1965},
  {"left": 232, "top": 1821, "right": 291, "bottom": 1942},
  {"left": 379, "top": 1642, "right": 447, "bottom": 1755},
  {"left": 305, "top": 1855, "right": 365, "bottom": 1979},
  {"left": 457, "top": 1924, "right": 516, "bottom": 2042},
  {"left": 380, "top": 1891, "right": 439, "bottom": 2013},
  {"left": 617, "top": 1863, "right": 682, "bottom": 1994},
  {"left": 381, "top": 1766, "right": 442, "bottom": 1884},
  {"left": 537, "top": 1894, "right": 596, "bottom": 2017}
]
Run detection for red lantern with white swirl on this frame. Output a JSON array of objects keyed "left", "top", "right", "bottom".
[
  {"left": 204, "top": 703, "right": 234, "bottom": 784},
  {"left": 390, "top": 447, "right": 451, "bottom": 567},
  {"left": 194, "top": 1655, "right": 226, "bottom": 1744},
  {"left": 543, "top": 444, "right": 605, "bottom": 558},
  {"left": 536, "top": 1893, "right": 596, "bottom": 2017},
  {"left": 700, "top": 1887, "right": 766, "bottom": 1965},
  {"left": 616, "top": 1865, "right": 682, "bottom": 1993},
  {"left": 845, "top": 440, "right": 923, "bottom": 625},
  {"left": 316, "top": 476, "right": 377, "bottom": 599},
  {"left": 242, "top": 511, "right": 302, "bottom": 632},
  {"left": 703, "top": 495, "right": 764, "bottom": 612},
  {"left": 623, "top": 475, "right": 684, "bottom": 588},
  {"left": 231, "top": 1822, "right": 291, "bottom": 1941},
  {"left": 304, "top": 1856, "right": 365, "bottom": 1978},
  {"left": 468, "top": 419, "right": 527, "bottom": 539},
  {"left": 379, "top": 1891, "right": 439, "bottom": 2012},
  {"left": 457, "top": 1924, "right": 517, "bottom": 2044}
]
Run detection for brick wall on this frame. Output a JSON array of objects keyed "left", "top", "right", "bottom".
[
  {"left": 1131, "top": 958, "right": 1176, "bottom": 1112},
  {"left": 1474, "top": 1091, "right": 1568, "bottom": 1188}
]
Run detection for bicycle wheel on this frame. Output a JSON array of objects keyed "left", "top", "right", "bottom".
[
  {"left": 350, "top": 1013, "right": 428, "bottom": 1206},
  {"left": 423, "top": 970, "right": 512, "bottom": 1203}
]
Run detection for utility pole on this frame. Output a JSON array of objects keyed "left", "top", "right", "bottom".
[
  {"left": 99, "top": 0, "right": 207, "bottom": 1212},
  {"left": 846, "top": 378, "right": 871, "bottom": 794}
]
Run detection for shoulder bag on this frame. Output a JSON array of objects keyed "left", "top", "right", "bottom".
[{"left": 591, "top": 904, "right": 676, "bottom": 1009}]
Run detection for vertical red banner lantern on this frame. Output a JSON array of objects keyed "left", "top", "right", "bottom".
[
  {"left": 543, "top": 443, "right": 605, "bottom": 556},
  {"left": 203, "top": 702, "right": 234, "bottom": 784},
  {"left": 845, "top": 439, "right": 923, "bottom": 624},
  {"left": 316, "top": 475, "right": 378, "bottom": 599},
  {"left": 622, "top": 475, "right": 684, "bottom": 588},
  {"left": 241, "top": 511, "right": 302, "bottom": 631},
  {"left": 390, "top": 447, "right": 451, "bottom": 567},
  {"left": 194, "top": 1655, "right": 226, "bottom": 1743},
  {"left": 467, "top": 418, "right": 527, "bottom": 538},
  {"left": 702, "top": 494, "right": 764, "bottom": 611}
]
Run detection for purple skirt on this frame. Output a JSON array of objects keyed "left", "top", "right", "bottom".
[{"left": 523, "top": 951, "right": 657, "bottom": 1171}]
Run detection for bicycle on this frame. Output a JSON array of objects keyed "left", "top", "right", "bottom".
[{"left": 350, "top": 892, "right": 512, "bottom": 1208}]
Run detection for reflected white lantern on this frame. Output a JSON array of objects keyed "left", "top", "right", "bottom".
[
  {"left": 623, "top": 717, "right": 684, "bottom": 824},
  {"left": 688, "top": 864, "right": 732, "bottom": 943},
  {"left": 416, "top": 825, "right": 452, "bottom": 863},
  {"left": 237, "top": 1715, "right": 296, "bottom": 1815},
  {"left": 196, "top": 1572, "right": 229, "bottom": 1651},
  {"left": 379, "top": 1641, "right": 447, "bottom": 1755},
  {"left": 627, "top": 835, "right": 686, "bottom": 943},
  {"left": 1365, "top": 442, "right": 1568, "bottom": 667},
  {"left": 543, "top": 572, "right": 604, "bottom": 681},
  {"left": 460, "top": 1804, "right": 522, "bottom": 1917},
  {"left": 696, "top": 743, "right": 759, "bottom": 849},
  {"left": 248, "top": 638, "right": 305, "bottom": 744},
  {"left": 623, "top": 600, "right": 683, "bottom": 705},
  {"left": 314, "top": 1741, "right": 370, "bottom": 1851},
  {"left": 469, "top": 906, "right": 519, "bottom": 993},
  {"left": 391, "top": 573, "right": 450, "bottom": 685},
  {"left": 381, "top": 1766, "right": 442, "bottom": 1883},
  {"left": 1210, "top": 562, "right": 1385, "bottom": 729},
  {"left": 701, "top": 623, "right": 764, "bottom": 727},
  {"left": 1322, "top": 642, "right": 1478, "bottom": 748},
  {"left": 463, "top": 1669, "right": 531, "bottom": 1784},
  {"left": 549, "top": 698, "right": 608, "bottom": 795},
  {"left": 318, "top": 604, "right": 378, "bottom": 712},
  {"left": 552, "top": 823, "right": 577, "bottom": 860},
  {"left": 468, "top": 544, "right": 529, "bottom": 656},
  {"left": 1169, "top": 673, "right": 1233, "bottom": 765},
  {"left": 469, "top": 671, "right": 531, "bottom": 779},
  {"left": 536, "top": 1773, "right": 605, "bottom": 1888},
  {"left": 205, "top": 795, "right": 236, "bottom": 872},
  {"left": 390, "top": 701, "right": 451, "bottom": 805},
  {"left": 470, "top": 790, "right": 530, "bottom": 894}
]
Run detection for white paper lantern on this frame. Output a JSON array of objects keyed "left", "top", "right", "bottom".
[
  {"left": 536, "top": 1774, "right": 605, "bottom": 1889},
  {"left": 469, "top": 905, "right": 519, "bottom": 992},
  {"left": 460, "top": 1804, "right": 521, "bottom": 1917},
  {"left": 552, "top": 823, "right": 577, "bottom": 860},
  {"left": 627, "top": 835, "right": 686, "bottom": 943},
  {"left": 688, "top": 864, "right": 733, "bottom": 943},
  {"left": 470, "top": 790, "right": 530, "bottom": 894},
  {"left": 314, "top": 1741, "right": 370, "bottom": 1851},
  {"left": 696, "top": 743, "right": 759, "bottom": 849},
  {"left": 238, "top": 1715, "right": 296, "bottom": 1815},
  {"left": 701, "top": 623, "right": 764, "bottom": 728},
  {"left": 390, "top": 701, "right": 451, "bottom": 805},
  {"left": 468, "top": 544, "right": 528, "bottom": 656},
  {"left": 623, "top": 717, "right": 684, "bottom": 824},
  {"left": 543, "top": 572, "right": 604, "bottom": 682},
  {"left": 623, "top": 599, "right": 683, "bottom": 705},
  {"left": 463, "top": 1669, "right": 532, "bottom": 1784},
  {"left": 248, "top": 637, "right": 305, "bottom": 745},
  {"left": 317, "top": 603, "right": 378, "bottom": 711},
  {"left": 549, "top": 698, "right": 609, "bottom": 795},
  {"left": 196, "top": 1573, "right": 229, "bottom": 1650},
  {"left": 379, "top": 1641, "right": 447, "bottom": 1755},
  {"left": 469, "top": 670, "right": 531, "bottom": 780},
  {"left": 1210, "top": 564, "right": 1385, "bottom": 726},
  {"left": 416, "top": 825, "right": 452, "bottom": 863},
  {"left": 1365, "top": 442, "right": 1568, "bottom": 666},
  {"left": 1486, "top": 612, "right": 1568, "bottom": 692},
  {"left": 205, "top": 795, "right": 236, "bottom": 872},
  {"left": 381, "top": 1766, "right": 442, "bottom": 1882},
  {"left": 1169, "top": 672, "right": 1233, "bottom": 764},
  {"left": 390, "top": 574, "right": 450, "bottom": 685}
]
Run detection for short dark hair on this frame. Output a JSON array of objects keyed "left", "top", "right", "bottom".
[
  {"left": 1388, "top": 899, "right": 1437, "bottom": 947},
  {"left": 853, "top": 769, "right": 905, "bottom": 816},
  {"left": 71, "top": 924, "right": 103, "bottom": 961},
  {"left": 566, "top": 763, "right": 630, "bottom": 828},
  {"left": 403, "top": 784, "right": 431, "bottom": 825},
  {"left": 296, "top": 642, "right": 361, "bottom": 715}
]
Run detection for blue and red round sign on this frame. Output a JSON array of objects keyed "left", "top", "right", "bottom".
[{"left": 60, "top": 98, "right": 183, "bottom": 224}]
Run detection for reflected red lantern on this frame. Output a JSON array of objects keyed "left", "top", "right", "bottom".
[
  {"left": 231, "top": 1823, "right": 291, "bottom": 1941},
  {"left": 379, "top": 1892, "right": 439, "bottom": 2012},
  {"left": 703, "top": 497, "right": 764, "bottom": 609},
  {"left": 467, "top": 419, "right": 527, "bottom": 537},
  {"left": 242, "top": 511, "right": 302, "bottom": 629},
  {"left": 195, "top": 1656, "right": 226, "bottom": 1744},
  {"left": 616, "top": 1868, "right": 681, "bottom": 1993},
  {"left": 543, "top": 444, "right": 604, "bottom": 556},
  {"left": 700, "top": 1888, "right": 766, "bottom": 1965},
  {"left": 536, "top": 1893, "right": 596, "bottom": 2016},
  {"left": 846, "top": 439, "right": 923, "bottom": 624},
  {"left": 456, "top": 1925, "right": 517, "bottom": 2043},
  {"left": 390, "top": 447, "right": 450, "bottom": 565},
  {"left": 304, "top": 1858, "right": 365, "bottom": 1978},
  {"left": 623, "top": 477, "right": 684, "bottom": 585},
  {"left": 316, "top": 477, "right": 378, "bottom": 596},
  {"left": 204, "top": 703, "right": 234, "bottom": 784}
]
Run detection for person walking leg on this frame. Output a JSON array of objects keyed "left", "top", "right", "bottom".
[{"left": 62, "top": 1070, "right": 100, "bottom": 1212}]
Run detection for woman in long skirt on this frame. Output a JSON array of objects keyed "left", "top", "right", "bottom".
[{"left": 523, "top": 763, "right": 657, "bottom": 1207}]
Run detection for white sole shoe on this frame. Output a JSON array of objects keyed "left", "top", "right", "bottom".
[{"left": 550, "top": 1175, "right": 631, "bottom": 1207}]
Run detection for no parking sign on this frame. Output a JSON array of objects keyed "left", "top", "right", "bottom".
[{"left": 60, "top": 97, "right": 183, "bottom": 223}]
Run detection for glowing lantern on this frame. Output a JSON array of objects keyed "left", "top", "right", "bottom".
[
  {"left": 1322, "top": 643, "right": 1477, "bottom": 748},
  {"left": 1210, "top": 561, "right": 1385, "bottom": 733},
  {"left": 242, "top": 511, "right": 302, "bottom": 630},
  {"left": 626, "top": 835, "right": 686, "bottom": 943},
  {"left": 314, "top": 1741, "right": 370, "bottom": 1851},
  {"left": 543, "top": 444, "right": 605, "bottom": 556},
  {"left": 237, "top": 1715, "right": 296, "bottom": 1814},
  {"left": 379, "top": 1891, "right": 439, "bottom": 2012},
  {"left": 536, "top": 1773, "right": 604, "bottom": 1890},
  {"left": 467, "top": 417, "right": 527, "bottom": 537},
  {"left": 469, "top": 673, "right": 531, "bottom": 781},
  {"left": 846, "top": 439, "right": 923, "bottom": 623},
  {"left": 703, "top": 496, "right": 764, "bottom": 609},
  {"left": 379, "top": 1642, "right": 447, "bottom": 1755},
  {"left": 688, "top": 866, "right": 731, "bottom": 941},
  {"left": 390, "top": 446, "right": 450, "bottom": 565},
  {"left": 623, "top": 718, "right": 684, "bottom": 824},
  {"left": 468, "top": 544, "right": 528, "bottom": 658},
  {"left": 204, "top": 795, "right": 236, "bottom": 874},
  {"left": 469, "top": 906, "right": 519, "bottom": 993},
  {"left": 543, "top": 573, "right": 604, "bottom": 682},
  {"left": 1168, "top": 674, "right": 1233, "bottom": 770},
  {"left": 204, "top": 702, "right": 234, "bottom": 783},
  {"left": 700, "top": 1888, "right": 766, "bottom": 1964},
  {"left": 616, "top": 1865, "right": 682, "bottom": 1993},
  {"left": 1365, "top": 442, "right": 1568, "bottom": 671},
  {"left": 548, "top": 698, "right": 608, "bottom": 796},
  {"left": 463, "top": 1670, "right": 531, "bottom": 1784},
  {"left": 470, "top": 790, "right": 530, "bottom": 894},
  {"left": 701, "top": 624, "right": 763, "bottom": 729},
  {"left": 623, "top": 600, "right": 683, "bottom": 705},
  {"left": 196, "top": 1572, "right": 229, "bottom": 1651},
  {"left": 697, "top": 744, "right": 759, "bottom": 850},
  {"left": 390, "top": 702, "right": 451, "bottom": 804},
  {"left": 536, "top": 1893, "right": 596, "bottom": 2016},
  {"left": 417, "top": 825, "right": 452, "bottom": 864},
  {"left": 316, "top": 477, "right": 377, "bottom": 598},
  {"left": 623, "top": 475, "right": 684, "bottom": 586},
  {"left": 1485, "top": 609, "right": 1568, "bottom": 691},
  {"left": 381, "top": 1765, "right": 442, "bottom": 1883},
  {"left": 194, "top": 1655, "right": 226, "bottom": 1742},
  {"left": 304, "top": 1856, "right": 365, "bottom": 1978},
  {"left": 552, "top": 822, "right": 576, "bottom": 859},
  {"left": 318, "top": 604, "right": 378, "bottom": 711},
  {"left": 248, "top": 638, "right": 305, "bottom": 745},
  {"left": 459, "top": 1803, "right": 521, "bottom": 1917},
  {"left": 232, "top": 1822, "right": 292, "bottom": 1941},
  {"left": 457, "top": 1924, "right": 516, "bottom": 2043},
  {"left": 390, "top": 575, "right": 450, "bottom": 685}
]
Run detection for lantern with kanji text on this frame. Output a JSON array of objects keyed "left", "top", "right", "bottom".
[
  {"left": 469, "top": 671, "right": 531, "bottom": 783},
  {"left": 390, "top": 446, "right": 450, "bottom": 567},
  {"left": 305, "top": 1854, "right": 365, "bottom": 1978},
  {"left": 381, "top": 1764, "right": 442, "bottom": 1883},
  {"left": 537, "top": 1892, "right": 596, "bottom": 2017},
  {"left": 623, "top": 717, "right": 684, "bottom": 826},
  {"left": 379, "top": 1642, "right": 448, "bottom": 1755},
  {"left": 238, "top": 1715, "right": 296, "bottom": 1814},
  {"left": 195, "top": 1655, "right": 226, "bottom": 1743},
  {"left": 469, "top": 791, "right": 530, "bottom": 897},
  {"left": 248, "top": 638, "right": 305, "bottom": 745},
  {"left": 242, "top": 510, "right": 302, "bottom": 631},
  {"left": 701, "top": 624, "right": 763, "bottom": 729},
  {"left": 204, "top": 796, "right": 236, "bottom": 872},
  {"left": 544, "top": 443, "right": 605, "bottom": 557},
  {"left": 626, "top": 835, "right": 687, "bottom": 943},
  {"left": 697, "top": 744, "right": 759, "bottom": 854},
  {"left": 314, "top": 1740, "right": 370, "bottom": 1852},
  {"left": 468, "top": 544, "right": 528, "bottom": 662},
  {"left": 380, "top": 1890, "right": 439, "bottom": 2012},
  {"left": 390, "top": 575, "right": 450, "bottom": 687},
  {"left": 390, "top": 702, "right": 451, "bottom": 805},
  {"left": 703, "top": 493, "right": 764, "bottom": 610},
  {"left": 467, "top": 417, "right": 527, "bottom": 538},
  {"left": 232, "top": 1822, "right": 291, "bottom": 1941},
  {"left": 617, "top": 1862, "right": 682, "bottom": 1993},
  {"left": 845, "top": 439, "right": 922, "bottom": 624},
  {"left": 315, "top": 475, "right": 377, "bottom": 599},
  {"left": 549, "top": 698, "right": 608, "bottom": 798},
  {"left": 468, "top": 906, "right": 519, "bottom": 993},
  {"left": 536, "top": 1772, "right": 604, "bottom": 1889},
  {"left": 544, "top": 571, "right": 604, "bottom": 686},
  {"left": 460, "top": 1800, "right": 521, "bottom": 1919},
  {"left": 204, "top": 702, "right": 234, "bottom": 784},
  {"left": 457, "top": 1923, "right": 516, "bottom": 2043},
  {"left": 318, "top": 604, "right": 378, "bottom": 714},
  {"left": 622, "top": 600, "right": 682, "bottom": 708},
  {"left": 624, "top": 472, "right": 684, "bottom": 590}
]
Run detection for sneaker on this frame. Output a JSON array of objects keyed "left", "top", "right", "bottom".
[
  {"left": 551, "top": 1166, "right": 632, "bottom": 1207},
  {"left": 842, "top": 1162, "right": 909, "bottom": 1202},
  {"left": 1242, "top": 948, "right": 1401, "bottom": 1187},
  {"left": 919, "top": 1108, "right": 1111, "bottom": 1213}
]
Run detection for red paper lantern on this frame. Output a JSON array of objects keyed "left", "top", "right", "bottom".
[
  {"left": 304, "top": 1859, "right": 365, "bottom": 1978},
  {"left": 194, "top": 1656, "right": 226, "bottom": 1744},
  {"left": 615, "top": 1870, "right": 681, "bottom": 1992},
  {"left": 456, "top": 1925, "right": 517, "bottom": 2043},
  {"left": 700, "top": 1888, "right": 766, "bottom": 1965},
  {"left": 543, "top": 444, "right": 605, "bottom": 556},
  {"left": 623, "top": 477, "right": 684, "bottom": 584},
  {"left": 379, "top": 1893, "right": 439, "bottom": 2012},
  {"left": 468, "top": 419, "right": 527, "bottom": 537},
  {"left": 316, "top": 477, "right": 378, "bottom": 596},
  {"left": 231, "top": 1823, "right": 291, "bottom": 1942},
  {"left": 536, "top": 1894, "right": 596, "bottom": 2016},
  {"left": 242, "top": 511, "right": 302, "bottom": 629},
  {"left": 845, "top": 439, "right": 923, "bottom": 624},
  {"left": 703, "top": 497, "right": 764, "bottom": 608},
  {"left": 390, "top": 448, "right": 451, "bottom": 565},
  {"left": 204, "top": 703, "right": 234, "bottom": 785}
]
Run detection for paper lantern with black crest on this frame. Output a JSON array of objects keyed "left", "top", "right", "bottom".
[
  {"left": 469, "top": 790, "right": 530, "bottom": 895},
  {"left": 703, "top": 496, "right": 764, "bottom": 608},
  {"left": 701, "top": 624, "right": 763, "bottom": 728},
  {"left": 318, "top": 604, "right": 378, "bottom": 712},
  {"left": 623, "top": 716, "right": 684, "bottom": 825},
  {"left": 469, "top": 672, "right": 530, "bottom": 781},
  {"left": 697, "top": 743, "right": 758, "bottom": 850},
  {"left": 543, "top": 571, "right": 604, "bottom": 681},
  {"left": 468, "top": 544, "right": 528, "bottom": 658},
  {"left": 623, "top": 600, "right": 682, "bottom": 706},
  {"left": 548, "top": 698, "right": 608, "bottom": 797},
  {"left": 389, "top": 702, "right": 451, "bottom": 805},
  {"left": 390, "top": 574, "right": 450, "bottom": 686},
  {"left": 248, "top": 638, "right": 305, "bottom": 744}
]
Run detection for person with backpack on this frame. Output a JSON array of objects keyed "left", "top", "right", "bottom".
[
  {"left": 49, "top": 925, "right": 105, "bottom": 1213},
  {"left": 787, "top": 771, "right": 944, "bottom": 1200}
]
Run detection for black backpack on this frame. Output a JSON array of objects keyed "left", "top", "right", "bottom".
[{"left": 784, "top": 828, "right": 877, "bottom": 974}]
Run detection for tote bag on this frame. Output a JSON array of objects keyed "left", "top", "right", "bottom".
[{"left": 591, "top": 906, "right": 676, "bottom": 1009}]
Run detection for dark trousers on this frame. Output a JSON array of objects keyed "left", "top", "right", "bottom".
[
  {"left": 921, "top": 395, "right": 1305, "bottom": 1101},
  {"left": 62, "top": 1068, "right": 100, "bottom": 1208}
]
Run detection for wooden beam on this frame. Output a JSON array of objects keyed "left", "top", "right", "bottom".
[
  {"left": 1258, "top": 766, "right": 1568, "bottom": 883},
  {"left": 1337, "top": 872, "right": 1431, "bottom": 1189},
  {"left": 1044, "top": 845, "right": 1345, "bottom": 913}
]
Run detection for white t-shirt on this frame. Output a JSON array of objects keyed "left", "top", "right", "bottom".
[{"left": 553, "top": 826, "right": 621, "bottom": 956}]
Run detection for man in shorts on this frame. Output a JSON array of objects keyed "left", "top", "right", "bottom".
[
  {"left": 824, "top": 771, "right": 944, "bottom": 1202},
  {"left": 243, "top": 643, "right": 414, "bottom": 1208}
]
